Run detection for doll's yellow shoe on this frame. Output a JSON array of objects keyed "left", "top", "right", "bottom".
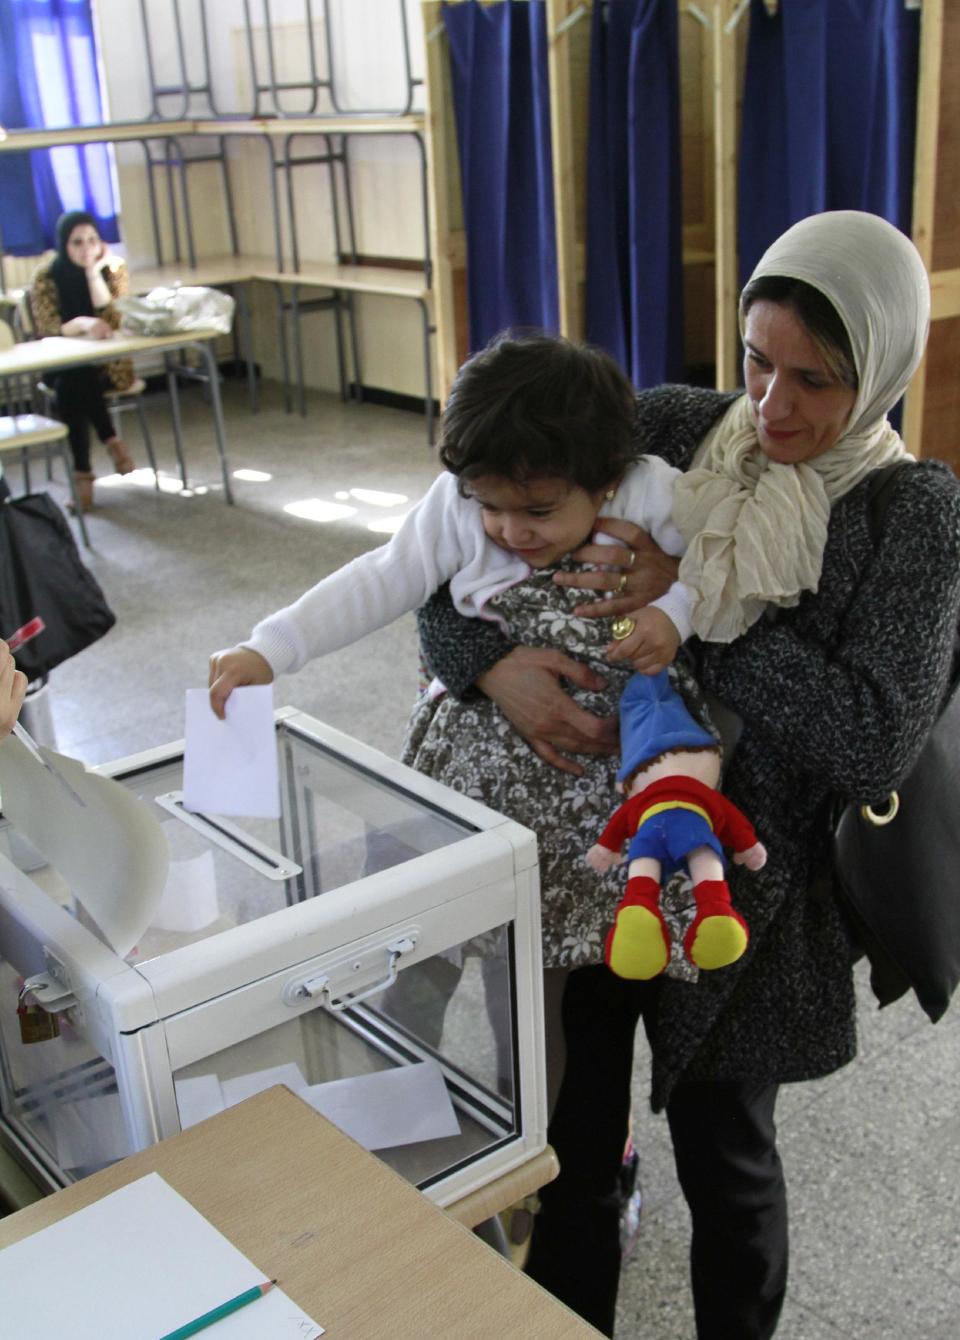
[
  {"left": 605, "top": 876, "right": 670, "bottom": 980},
  {"left": 684, "top": 880, "right": 749, "bottom": 970}
]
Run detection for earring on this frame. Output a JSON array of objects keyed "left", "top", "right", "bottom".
[{"left": 605, "top": 488, "right": 615, "bottom": 501}]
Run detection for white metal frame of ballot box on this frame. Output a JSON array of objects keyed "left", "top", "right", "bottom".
[{"left": 0, "top": 706, "right": 547, "bottom": 1211}]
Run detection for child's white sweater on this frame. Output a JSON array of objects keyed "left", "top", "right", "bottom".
[{"left": 244, "top": 456, "right": 692, "bottom": 679}]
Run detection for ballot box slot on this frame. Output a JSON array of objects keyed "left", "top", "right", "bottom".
[{"left": 155, "top": 792, "right": 303, "bottom": 881}]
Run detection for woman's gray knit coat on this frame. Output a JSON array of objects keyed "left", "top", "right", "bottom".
[{"left": 417, "top": 385, "right": 960, "bottom": 1110}]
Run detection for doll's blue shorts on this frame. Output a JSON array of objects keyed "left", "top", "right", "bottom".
[{"left": 626, "top": 808, "right": 726, "bottom": 877}]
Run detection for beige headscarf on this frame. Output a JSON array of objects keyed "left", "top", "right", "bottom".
[{"left": 673, "top": 211, "right": 931, "bottom": 642}]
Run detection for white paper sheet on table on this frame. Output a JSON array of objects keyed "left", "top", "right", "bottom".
[
  {"left": 0, "top": 1172, "right": 323, "bottom": 1338},
  {"left": 301, "top": 1059, "right": 461, "bottom": 1150},
  {"left": 183, "top": 684, "right": 280, "bottom": 817}
]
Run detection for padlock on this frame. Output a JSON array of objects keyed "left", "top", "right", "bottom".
[{"left": 17, "top": 985, "right": 60, "bottom": 1044}]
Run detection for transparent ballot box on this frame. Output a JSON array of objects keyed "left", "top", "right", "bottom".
[{"left": 0, "top": 707, "right": 545, "bottom": 1206}]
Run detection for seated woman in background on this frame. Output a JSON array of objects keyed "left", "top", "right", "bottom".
[{"left": 29, "top": 209, "right": 136, "bottom": 512}]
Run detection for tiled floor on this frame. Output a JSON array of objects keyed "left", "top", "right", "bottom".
[{"left": 15, "top": 377, "right": 960, "bottom": 1338}]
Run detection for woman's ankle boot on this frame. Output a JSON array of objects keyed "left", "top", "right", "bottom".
[
  {"left": 105, "top": 436, "right": 134, "bottom": 475},
  {"left": 71, "top": 470, "right": 95, "bottom": 513}
]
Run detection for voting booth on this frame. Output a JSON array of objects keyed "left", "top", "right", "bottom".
[{"left": 0, "top": 707, "right": 547, "bottom": 1206}]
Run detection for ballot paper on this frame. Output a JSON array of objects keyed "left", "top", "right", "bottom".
[
  {"left": 175, "top": 1065, "right": 307, "bottom": 1130},
  {"left": 151, "top": 848, "right": 220, "bottom": 932},
  {"left": 220, "top": 1062, "right": 308, "bottom": 1108},
  {"left": 0, "top": 1172, "right": 323, "bottom": 1338},
  {"left": 174, "top": 1063, "right": 460, "bottom": 1152},
  {"left": 183, "top": 684, "right": 280, "bottom": 817},
  {"left": 301, "top": 1059, "right": 462, "bottom": 1150}
]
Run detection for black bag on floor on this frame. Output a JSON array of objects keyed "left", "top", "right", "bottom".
[
  {"left": 0, "top": 493, "right": 116, "bottom": 682},
  {"left": 833, "top": 464, "right": 960, "bottom": 1023}
]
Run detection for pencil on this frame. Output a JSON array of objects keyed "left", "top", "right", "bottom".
[{"left": 157, "top": 1279, "right": 277, "bottom": 1340}]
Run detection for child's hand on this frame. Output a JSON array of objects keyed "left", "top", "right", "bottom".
[
  {"left": 586, "top": 843, "right": 622, "bottom": 873},
  {"left": 733, "top": 841, "right": 768, "bottom": 872},
  {"left": 208, "top": 646, "right": 274, "bottom": 720},
  {"left": 605, "top": 608, "right": 680, "bottom": 674}
]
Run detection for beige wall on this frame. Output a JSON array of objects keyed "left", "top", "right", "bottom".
[{"left": 94, "top": 0, "right": 430, "bottom": 398}]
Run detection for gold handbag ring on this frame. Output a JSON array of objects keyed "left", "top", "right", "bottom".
[{"left": 860, "top": 792, "right": 900, "bottom": 826}]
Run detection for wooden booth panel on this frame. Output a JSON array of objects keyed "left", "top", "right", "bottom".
[
  {"left": 919, "top": 316, "right": 960, "bottom": 475},
  {"left": 931, "top": 1, "right": 960, "bottom": 274}
]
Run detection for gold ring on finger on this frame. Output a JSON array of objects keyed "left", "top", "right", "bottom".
[
  {"left": 611, "top": 616, "right": 636, "bottom": 640},
  {"left": 616, "top": 574, "right": 628, "bottom": 594},
  {"left": 627, "top": 549, "right": 636, "bottom": 569}
]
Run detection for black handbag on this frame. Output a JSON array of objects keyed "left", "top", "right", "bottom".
[
  {"left": 0, "top": 492, "right": 116, "bottom": 682},
  {"left": 833, "top": 464, "right": 960, "bottom": 1022}
]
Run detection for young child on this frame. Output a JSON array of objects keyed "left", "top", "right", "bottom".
[
  {"left": 209, "top": 332, "right": 694, "bottom": 717},
  {"left": 208, "top": 331, "right": 726, "bottom": 1255}
]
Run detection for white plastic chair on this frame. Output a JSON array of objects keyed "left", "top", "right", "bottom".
[{"left": 0, "top": 322, "right": 90, "bottom": 546}]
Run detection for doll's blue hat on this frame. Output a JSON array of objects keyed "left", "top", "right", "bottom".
[{"left": 617, "top": 671, "right": 717, "bottom": 783}]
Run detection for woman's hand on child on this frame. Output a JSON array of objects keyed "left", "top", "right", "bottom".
[
  {"left": 553, "top": 518, "right": 679, "bottom": 618},
  {"left": 605, "top": 608, "right": 680, "bottom": 675},
  {"left": 208, "top": 646, "right": 274, "bottom": 720},
  {"left": 477, "top": 646, "right": 619, "bottom": 777}
]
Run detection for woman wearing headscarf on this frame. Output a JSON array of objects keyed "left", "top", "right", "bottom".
[
  {"left": 414, "top": 212, "right": 960, "bottom": 1337},
  {"left": 29, "top": 210, "right": 136, "bottom": 511}
]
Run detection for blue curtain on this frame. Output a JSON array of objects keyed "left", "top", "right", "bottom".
[
  {"left": 442, "top": 1, "right": 558, "bottom": 352},
  {"left": 0, "top": 0, "right": 119, "bottom": 256},
  {"left": 585, "top": 0, "right": 684, "bottom": 388},
  {"left": 738, "top": 0, "right": 920, "bottom": 288}
]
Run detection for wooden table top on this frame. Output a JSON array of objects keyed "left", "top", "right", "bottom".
[{"left": 0, "top": 1086, "right": 596, "bottom": 1339}]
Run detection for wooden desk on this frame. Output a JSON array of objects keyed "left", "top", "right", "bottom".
[
  {"left": 0, "top": 1086, "right": 596, "bottom": 1339},
  {"left": 0, "top": 330, "right": 235, "bottom": 502}
]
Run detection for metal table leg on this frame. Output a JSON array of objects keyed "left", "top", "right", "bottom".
[
  {"left": 163, "top": 353, "right": 189, "bottom": 492},
  {"left": 416, "top": 297, "right": 436, "bottom": 446},
  {"left": 272, "top": 282, "right": 292, "bottom": 414},
  {"left": 291, "top": 284, "right": 307, "bottom": 418},
  {"left": 191, "top": 339, "right": 234, "bottom": 504},
  {"left": 236, "top": 285, "right": 258, "bottom": 415}
]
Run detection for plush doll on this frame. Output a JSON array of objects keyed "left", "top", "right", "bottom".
[{"left": 587, "top": 671, "right": 767, "bottom": 980}]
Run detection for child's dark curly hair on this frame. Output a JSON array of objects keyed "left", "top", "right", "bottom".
[{"left": 438, "top": 330, "right": 638, "bottom": 495}]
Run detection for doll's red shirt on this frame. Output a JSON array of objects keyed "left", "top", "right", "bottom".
[{"left": 595, "top": 775, "right": 760, "bottom": 855}]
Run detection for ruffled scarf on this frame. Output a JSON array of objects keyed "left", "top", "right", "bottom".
[{"left": 673, "top": 395, "right": 908, "bottom": 642}]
